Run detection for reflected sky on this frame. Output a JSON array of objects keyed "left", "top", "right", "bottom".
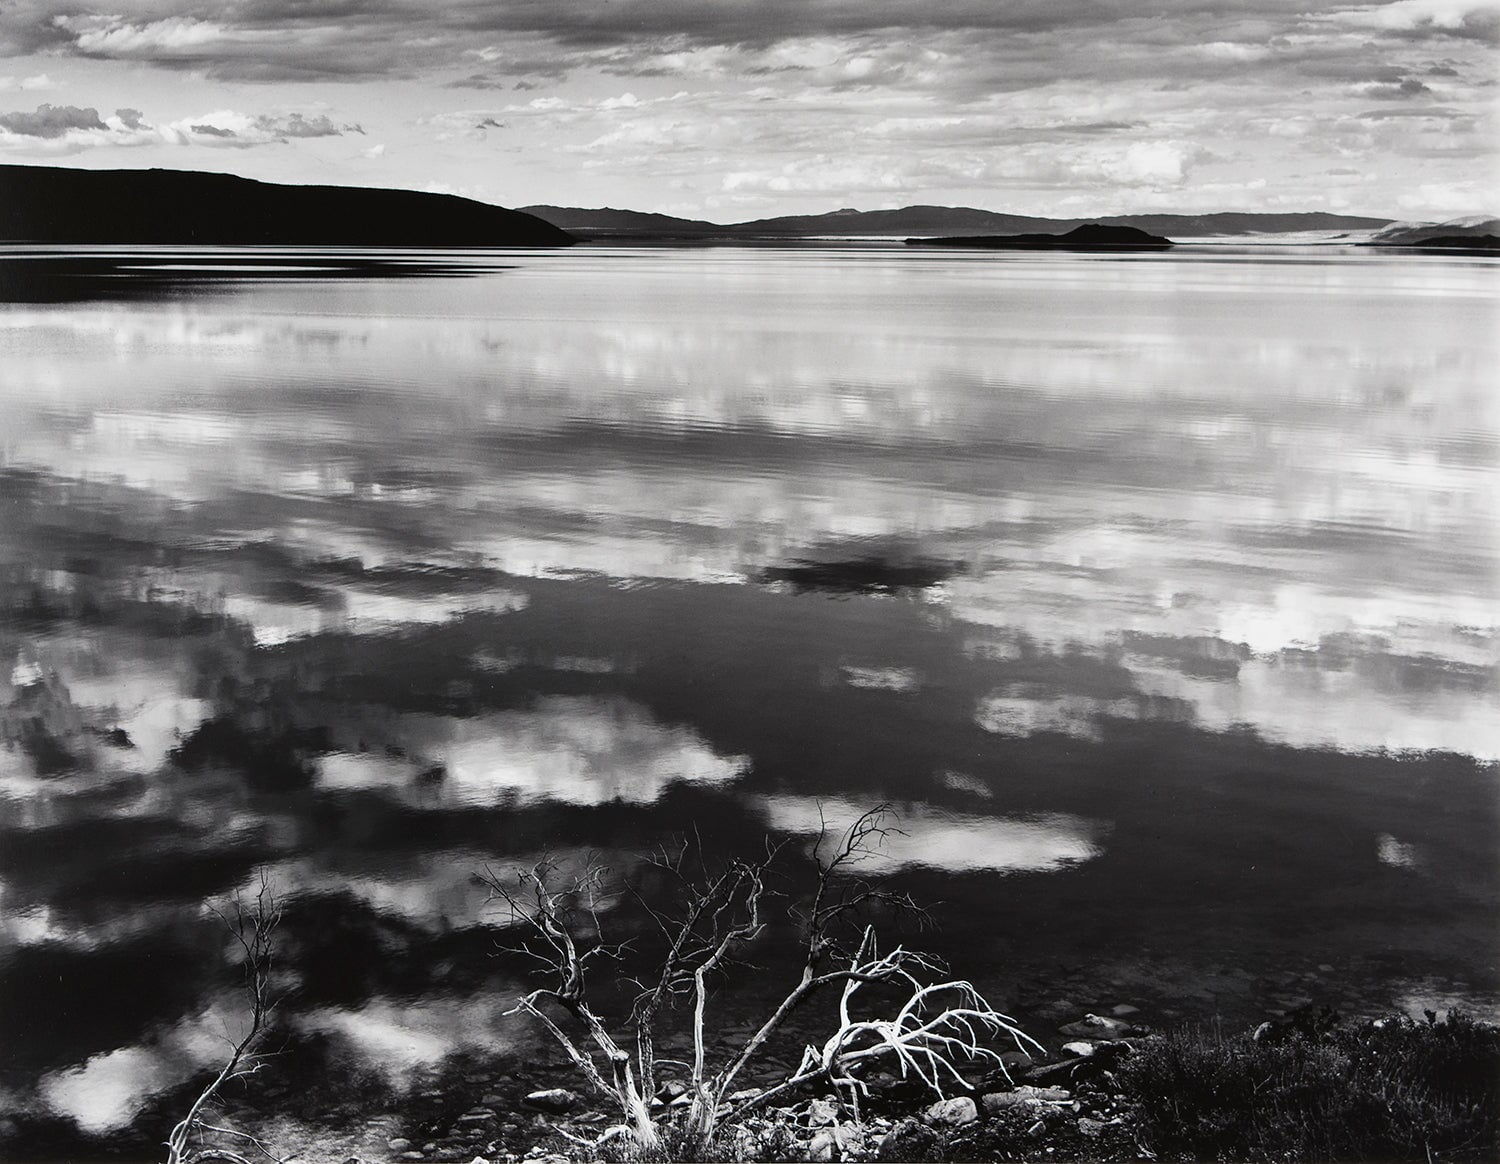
[{"left": 1, "top": 246, "right": 1496, "bottom": 1150}]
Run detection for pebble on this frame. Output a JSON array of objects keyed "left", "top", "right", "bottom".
[
  {"left": 388, "top": 1139, "right": 413, "bottom": 1152},
  {"left": 1061, "top": 1041, "right": 1096, "bottom": 1057}
]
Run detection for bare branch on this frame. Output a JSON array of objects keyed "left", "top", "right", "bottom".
[{"left": 165, "top": 870, "right": 282, "bottom": 1164}]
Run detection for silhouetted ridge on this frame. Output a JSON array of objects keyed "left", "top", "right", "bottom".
[
  {"left": 907, "top": 223, "right": 1174, "bottom": 250},
  {"left": 0, "top": 164, "right": 576, "bottom": 246},
  {"left": 519, "top": 204, "right": 1393, "bottom": 239}
]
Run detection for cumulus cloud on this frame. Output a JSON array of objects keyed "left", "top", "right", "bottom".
[
  {"left": 0, "top": 101, "right": 362, "bottom": 151},
  {"left": 0, "top": 102, "right": 105, "bottom": 137}
]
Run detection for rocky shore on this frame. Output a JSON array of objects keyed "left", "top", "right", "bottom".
[{"left": 229, "top": 1004, "right": 1497, "bottom": 1164}]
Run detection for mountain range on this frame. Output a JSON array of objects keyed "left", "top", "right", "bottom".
[
  {"left": 519, "top": 204, "right": 1395, "bottom": 239},
  {"left": 0, "top": 164, "right": 1472, "bottom": 248}
]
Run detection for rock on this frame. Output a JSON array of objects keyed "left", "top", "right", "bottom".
[
  {"left": 388, "top": 1139, "right": 413, "bottom": 1153},
  {"left": 923, "top": 1096, "right": 978, "bottom": 1128},
  {"left": 807, "top": 1097, "right": 841, "bottom": 1126},
  {"left": 655, "top": 1080, "right": 687, "bottom": 1102},
  {"left": 727, "top": 1087, "right": 762, "bottom": 1103},
  {"left": 1017, "top": 1086, "right": 1073, "bottom": 1102},
  {"left": 1078, "top": 1117, "right": 1107, "bottom": 1136},
  {"left": 1109, "top": 1004, "right": 1141, "bottom": 1017},
  {"left": 809, "top": 1124, "right": 864, "bottom": 1161},
  {"left": 998, "top": 1049, "right": 1034, "bottom": 1073},
  {"left": 400, "top": 1154, "right": 425, "bottom": 1161},
  {"left": 1058, "top": 1013, "right": 1130, "bottom": 1040},
  {"left": 521, "top": 1089, "right": 577, "bottom": 1114},
  {"left": 981, "top": 1085, "right": 1072, "bottom": 1115},
  {"left": 982, "top": 1092, "right": 1032, "bottom": 1114},
  {"left": 1062, "top": 1041, "right": 1096, "bottom": 1057},
  {"left": 876, "top": 1118, "right": 939, "bottom": 1162}
]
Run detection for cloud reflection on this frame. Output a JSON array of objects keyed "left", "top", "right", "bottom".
[
  {"left": 759, "top": 795, "right": 1106, "bottom": 874},
  {"left": 303, "top": 992, "right": 528, "bottom": 1082},
  {"left": 38, "top": 991, "right": 257, "bottom": 1133},
  {"left": 324, "top": 696, "right": 748, "bottom": 808}
]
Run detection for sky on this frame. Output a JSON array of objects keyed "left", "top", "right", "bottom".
[{"left": 0, "top": 0, "right": 1496, "bottom": 221}]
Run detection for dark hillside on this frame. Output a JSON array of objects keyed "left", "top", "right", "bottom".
[{"left": 0, "top": 164, "right": 575, "bottom": 246}]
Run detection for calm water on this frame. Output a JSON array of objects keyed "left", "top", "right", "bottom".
[{"left": 1, "top": 244, "right": 1496, "bottom": 1149}]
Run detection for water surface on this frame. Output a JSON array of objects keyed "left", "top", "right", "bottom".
[{"left": 1, "top": 244, "right": 1496, "bottom": 1150}]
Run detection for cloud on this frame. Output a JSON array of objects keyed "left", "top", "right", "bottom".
[
  {"left": 1362, "top": 76, "right": 1436, "bottom": 97},
  {"left": 0, "top": 102, "right": 363, "bottom": 152},
  {"left": 264, "top": 111, "right": 357, "bottom": 137},
  {"left": 0, "top": 73, "right": 56, "bottom": 91},
  {"left": 61, "top": 14, "right": 234, "bottom": 56},
  {"left": 0, "top": 102, "right": 105, "bottom": 137},
  {"left": 1325, "top": 0, "right": 1500, "bottom": 42}
]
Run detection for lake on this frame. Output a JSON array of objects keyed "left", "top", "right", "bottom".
[{"left": 0, "top": 243, "right": 1496, "bottom": 1154}]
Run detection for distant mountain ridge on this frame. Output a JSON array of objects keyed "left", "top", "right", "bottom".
[
  {"left": 0, "top": 164, "right": 576, "bottom": 247},
  {"left": 1365, "top": 216, "right": 1500, "bottom": 246},
  {"left": 522, "top": 204, "right": 1394, "bottom": 239}
]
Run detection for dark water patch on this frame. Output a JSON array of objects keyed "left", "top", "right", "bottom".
[
  {"left": 0, "top": 924, "right": 224, "bottom": 1075},
  {"left": 761, "top": 554, "right": 959, "bottom": 596},
  {"left": 0, "top": 252, "right": 515, "bottom": 305},
  {"left": 169, "top": 715, "right": 327, "bottom": 791}
]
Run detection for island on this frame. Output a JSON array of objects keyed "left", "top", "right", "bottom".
[
  {"left": 0, "top": 163, "right": 576, "bottom": 247},
  {"left": 906, "top": 223, "right": 1174, "bottom": 250}
]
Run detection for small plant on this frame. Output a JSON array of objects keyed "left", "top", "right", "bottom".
[
  {"left": 1121, "top": 1008, "right": 1500, "bottom": 1162},
  {"left": 164, "top": 869, "right": 284, "bottom": 1164},
  {"left": 481, "top": 806, "right": 1042, "bottom": 1160}
]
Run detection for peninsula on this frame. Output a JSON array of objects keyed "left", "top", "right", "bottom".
[{"left": 0, "top": 164, "right": 576, "bottom": 247}]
